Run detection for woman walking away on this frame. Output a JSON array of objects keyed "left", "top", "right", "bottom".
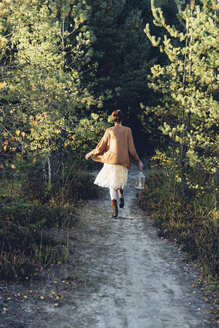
[{"left": 85, "top": 110, "right": 144, "bottom": 218}]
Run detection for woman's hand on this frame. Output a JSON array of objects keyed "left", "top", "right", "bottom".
[
  {"left": 85, "top": 151, "right": 93, "bottom": 160},
  {"left": 138, "top": 160, "right": 144, "bottom": 171}
]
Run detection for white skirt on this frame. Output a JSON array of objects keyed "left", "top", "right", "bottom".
[{"left": 94, "top": 163, "right": 128, "bottom": 189}]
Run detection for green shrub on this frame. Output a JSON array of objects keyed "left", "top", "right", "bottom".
[
  {"left": 0, "top": 161, "right": 98, "bottom": 280},
  {"left": 138, "top": 169, "right": 218, "bottom": 278}
]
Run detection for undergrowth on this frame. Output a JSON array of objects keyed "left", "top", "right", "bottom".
[
  {"left": 0, "top": 160, "right": 97, "bottom": 280},
  {"left": 138, "top": 169, "right": 218, "bottom": 280}
]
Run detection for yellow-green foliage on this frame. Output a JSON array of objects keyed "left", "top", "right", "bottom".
[
  {"left": 144, "top": 0, "right": 218, "bottom": 190},
  {"left": 0, "top": 0, "right": 105, "bottom": 185},
  {"left": 140, "top": 0, "right": 219, "bottom": 278}
]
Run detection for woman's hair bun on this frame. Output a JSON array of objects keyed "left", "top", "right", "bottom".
[{"left": 112, "top": 109, "right": 123, "bottom": 123}]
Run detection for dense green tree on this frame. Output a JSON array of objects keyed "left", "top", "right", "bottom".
[
  {"left": 0, "top": 0, "right": 180, "bottom": 168},
  {"left": 84, "top": 0, "right": 179, "bottom": 154},
  {"left": 145, "top": 0, "right": 218, "bottom": 192},
  {"left": 0, "top": 0, "right": 105, "bottom": 186},
  {"left": 0, "top": 0, "right": 182, "bottom": 182}
]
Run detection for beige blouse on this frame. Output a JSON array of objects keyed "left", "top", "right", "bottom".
[{"left": 92, "top": 126, "right": 139, "bottom": 169}]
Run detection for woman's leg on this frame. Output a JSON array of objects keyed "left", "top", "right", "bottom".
[
  {"left": 110, "top": 187, "right": 117, "bottom": 201},
  {"left": 109, "top": 188, "right": 118, "bottom": 218},
  {"left": 117, "top": 188, "right": 124, "bottom": 208}
]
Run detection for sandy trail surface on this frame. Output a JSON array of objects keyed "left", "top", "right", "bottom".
[{"left": 0, "top": 166, "right": 215, "bottom": 328}]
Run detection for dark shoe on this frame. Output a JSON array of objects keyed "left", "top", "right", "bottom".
[
  {"left": 118, "top": 188, "right": 124, "bottom": 208},
  {"left": 111, "top": 199, "right": 118, "bottom": 218}
]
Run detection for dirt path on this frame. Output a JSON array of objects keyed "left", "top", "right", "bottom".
[{"left": 0, "top": 167, "right": 216, "bottom": 328}]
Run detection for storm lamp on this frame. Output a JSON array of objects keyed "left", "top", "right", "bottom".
[{"left": 135, "top": 171, "right": 146, "bottom": 190}]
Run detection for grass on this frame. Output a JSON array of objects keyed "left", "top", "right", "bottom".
[
  {"left": 138, "top": 168, "right": 218, "bottom": 279},
  {"left": 0, "top": 160, "right": 98, "bottom": 280}
]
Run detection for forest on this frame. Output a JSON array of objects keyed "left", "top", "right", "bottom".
[{"left": 0, "top": 0, "right": 218, "bottom": 288}]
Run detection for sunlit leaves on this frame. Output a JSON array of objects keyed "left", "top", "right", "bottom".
[
  {"left": 145, "top": 0, "right": 219, "bottom": 190},
  {"left": 0, "top": 0, "right": 104, "bottom": 178},
  {"left": 64, "top": 113, "right": 109, "bottom": 158}
]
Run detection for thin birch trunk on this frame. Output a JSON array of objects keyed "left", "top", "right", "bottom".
[{"left": 47, "top": 140, "right": 52, "bottom": 190}]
